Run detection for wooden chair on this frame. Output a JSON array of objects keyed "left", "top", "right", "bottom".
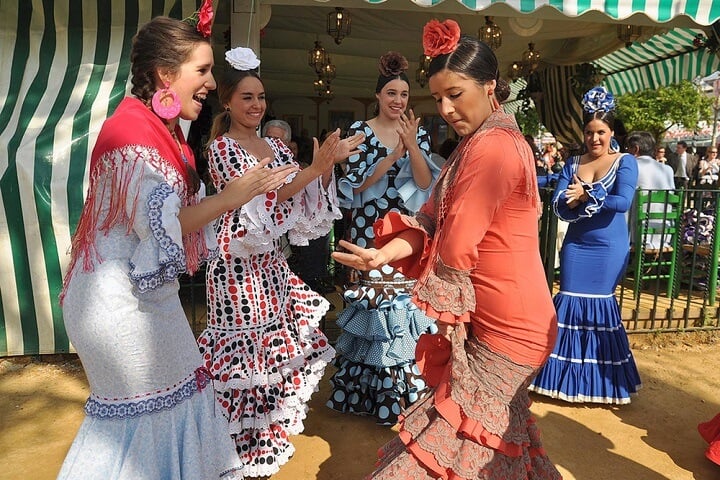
[{"left": 631, "top": 189, "right": 683, "bottom": 298}]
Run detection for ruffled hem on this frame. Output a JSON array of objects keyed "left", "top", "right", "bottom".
[
  {"left": 58, "top": 376, "right": 244, "bottom": 480},
  {"left": 529, "top": 292, "right": 642, "bottom": 404},
  {"left": 217, "top": 354, "right": 332, "bottom": 432},
  {"left": 233, "top": 422, "right": 296, "bottom": 478},
  {"left": 327, "top": 358, "right": 431, "bottom": 426},
  {"left": 199, "top": 276, "right": 334, "bottom": 389},
  {"left": 334, "top": 298, "right": 437, "bottom": 366},
  {"left": 365, "top": 337, "right": 561, "bottom": 480}
]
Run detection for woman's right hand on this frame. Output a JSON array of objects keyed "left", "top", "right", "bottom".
[
  {"left": 331, "top": 239, "right": 388, "bottom": 271},
  {"left": 220, "top": 157, "right": 298, "bottom": 210}
]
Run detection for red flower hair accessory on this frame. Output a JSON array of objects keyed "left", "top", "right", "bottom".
[
  {"left": 422, "top": 19, "right": 461, "bottom": 57},
  {"left": 184, "top": 0, "right": 214, "bottom": 38}
]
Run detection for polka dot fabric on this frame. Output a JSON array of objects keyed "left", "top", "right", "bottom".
[
  {"left": 328, "top": 121, "right": 438, "bottom": 425},
  {"left": 199, "top": 135, "right": 337, "bottom": 478}
]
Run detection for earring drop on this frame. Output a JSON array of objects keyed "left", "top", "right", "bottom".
[{"left": 151, "top": 83, "right": 181, "bottom": 119}]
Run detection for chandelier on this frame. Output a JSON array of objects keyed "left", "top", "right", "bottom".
[
  {"left": 508, "top": 43, "right": 542, "bottom": 81},
  {"left": 320, "top": 84, "right": 334, "bottom": 102},
  {"left": 415, "top": 54, "right": 432, "bottom": 88},
  {"left": 479, "top": 16, "right": 502, "bottom": 50},
  {"left": 327, "top": 7, "right": 351, "bottom": 45},
  {"left": 617, "top": 24, "right": 642, "bottom": 48},
  {"left": 307, "top": 40, "right": 329, "bottom": 75}
]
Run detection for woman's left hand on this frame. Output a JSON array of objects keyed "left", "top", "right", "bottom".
[
  {"left": 309, "top": 129, "right": 341, "bottom": 174},
  {"left": 331, "top": 239, "right": 388, "bottom": 271},
  {"left": 398, "top": 109, "right": 421, "bottom": 149}
]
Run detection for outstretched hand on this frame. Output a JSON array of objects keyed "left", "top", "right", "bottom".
[
  {"left": 334, "top": 131, "right": 365, "bottom": 163},
  {"left": 331, "top": 239, "right": 388, "bottom": 271}
]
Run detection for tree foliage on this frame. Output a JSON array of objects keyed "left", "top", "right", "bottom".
[
  {"left": 514, "top": 88, "right": 541, "bottom": 137},
  {"left": 616, "top": 81, "right": 714, "bottom": 142}
]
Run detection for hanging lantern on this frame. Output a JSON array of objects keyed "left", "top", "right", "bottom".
[
  {"left": 521, "top": 43, "right": 541, "bottom": 76},
  {"left": 313, "top": 77, "right": 326, "bottom": 95},
  {"left": 307, "top": 40, "right": 329, "bottom": 75},
  {"left": 478, "top": 16, "right": 502, "bottom": 50},
  {"left": 327, "top": 7, "right": 351, "bottom": 45},
  {"left": 617, "top": 24, "right": 642, "bottom": 47},
  {"left": 508, "top": 61, "right": 522, "bottom": 82},
  {"left": 415, "top": 54, "right": 431, "bottom": 88},
  {"left": 322, "top": 62, "right": 336, "bottom": 83}
]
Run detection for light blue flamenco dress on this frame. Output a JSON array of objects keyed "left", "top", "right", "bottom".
[
  {"left": 326, "top": 121, "right": 440, "bottom": 425},
  {"left": 529, "top": 153, "right": 642, "bottom": 404}
]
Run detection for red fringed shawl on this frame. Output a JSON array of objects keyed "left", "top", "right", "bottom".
[{"left": 62, "top": 97, "right": 210, "bottom": 300}]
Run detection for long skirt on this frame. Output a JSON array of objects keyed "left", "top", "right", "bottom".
[{"left": 366, "top": 331, "right": 562, "bottom": 479}]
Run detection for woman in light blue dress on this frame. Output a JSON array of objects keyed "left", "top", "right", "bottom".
[{"left": 326, "top": 52, "right": 440, "bottom": 425}]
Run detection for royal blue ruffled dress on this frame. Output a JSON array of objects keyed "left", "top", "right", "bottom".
[
  {"left": 529, "top": 153, "right": 642, "bottom": 404},
  {"left": 326, "top": 120, "right": 440, "bottom": 425}
]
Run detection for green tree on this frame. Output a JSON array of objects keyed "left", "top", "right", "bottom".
[
  {"left": 616, "top": 81, "right": 713, "bottom": 142},
  {"left": 514, "top": 87, "right": 541, "bottom": 137}
]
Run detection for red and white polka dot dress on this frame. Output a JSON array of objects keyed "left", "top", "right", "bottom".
[{"left": 197, "top": 136, "right": 338, "bottom": 478}]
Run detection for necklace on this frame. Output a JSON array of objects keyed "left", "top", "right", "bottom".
[{"left": 170, "top": 129, "right": 189, "bottom": 164}]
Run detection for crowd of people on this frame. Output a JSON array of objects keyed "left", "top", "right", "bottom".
[{"left": 56, "top": 3, "right": 720, "bottom": 479}]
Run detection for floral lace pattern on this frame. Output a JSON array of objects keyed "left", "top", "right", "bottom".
[
  {"left": 415, "top": 257, "right": 475, "bottom": 317},
  {"left": 367, "top": 336, "right": 562, "bottom": 480}
]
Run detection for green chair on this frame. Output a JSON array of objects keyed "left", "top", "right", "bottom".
[{"left": 631, "top": 189, "right": 683, "bottom": 298}]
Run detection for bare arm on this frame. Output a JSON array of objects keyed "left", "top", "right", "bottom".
[
  {"left": 399, "top": 110, "right": 432, "bottom": 190},
  {"left": 178, "top": 158, "right": 297, "bottom": 235},
  {"left": 331, "top": 228, "right": 424, "bottom": 271}
]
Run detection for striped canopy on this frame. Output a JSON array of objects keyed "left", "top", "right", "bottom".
[
  {"left": 1, "top": 0, "right": 719, "bottom": 356},
  {"left": 362, "top": 0, "right": 720, "bottom": 26},
  {"left": 597, "top": 28, "right": 720, "bottom": 96}
]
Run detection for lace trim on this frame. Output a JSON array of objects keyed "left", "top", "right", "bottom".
[
  {"left": 413, "top": 211, "right": 435, "bottom": 238},
  {"left": 128, "top": 182, "right": 186, "bottom": 292},
  {"left": 84, "top": 368, "right": 212, "bottom": 419},
  {"left": 415, "top": 257, "right": 475, "bottom": 317}
]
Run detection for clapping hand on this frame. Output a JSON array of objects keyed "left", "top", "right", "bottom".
[
  {"left": 397, "top": 109, "right": 421, "bottom": 149},
  {"left": 223, "top": 157, "right": 298, "bottom": 208},
  {"left": 335, "top": 131, "right": 365, "bottom": 163},
  {"left": 331, "top": 239, "right": 388, "bottom": 271},
  {"left": 309, "top": 129, "right": 341, "bottom": 174}
]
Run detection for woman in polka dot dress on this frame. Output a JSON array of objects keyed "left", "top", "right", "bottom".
[
  {"left": 196, "top": 47, "right": 362, "bottom": 479},
  {"left": 326, "top": 52, "right": 441, "bottom": 425}
]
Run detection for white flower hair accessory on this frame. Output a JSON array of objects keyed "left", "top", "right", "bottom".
[
  {"left": 582, "top": 86, "right": 615, "bottom": 114},
  {"left": 225, "top": 47, "right": 260, "bottom": 71}
]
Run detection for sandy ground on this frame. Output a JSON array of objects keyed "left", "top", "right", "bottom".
[{"left": 1, "top": 332, "right": 719, "bottom": 480}]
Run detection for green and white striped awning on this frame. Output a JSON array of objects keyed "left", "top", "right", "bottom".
[
  {"left": 0, "top": 0, "right": 199, "bottom": 356},
  {"left": 596, "top": 28, "right": 720, "bottom": 95},
  {"left": 360, "top": 0, "right": 720, "bottom": 26}
]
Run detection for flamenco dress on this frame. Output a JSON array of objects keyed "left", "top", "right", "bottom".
[
  {"left": 365, "top": 110, "right": 561, "bottom": 479},
  {"left": 58, "top": 98, "right": 243, "bottom": 479},
  {"left": 699, "top": 413, "right": 720, "bottom": 465},
  {"left": 197, "top": 136, "right": 337, "bottom": 477},
  {"left": 326, "top": 121, "right": 440, "bottom": 425},
  {"left": 529, "top": 153, "right": 642, "bottom": 404}
]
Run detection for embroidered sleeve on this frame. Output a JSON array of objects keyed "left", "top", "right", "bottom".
[
  {"left": 126, "top": 163, "right": 187, "bottom": 293},
  {"left": 415, "top": 257, "right": 475, "bottom": 317}
]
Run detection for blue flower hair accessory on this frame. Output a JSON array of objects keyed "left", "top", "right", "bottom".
[{"left": 582, "top": 86, "right": 615, "bottom": 114}]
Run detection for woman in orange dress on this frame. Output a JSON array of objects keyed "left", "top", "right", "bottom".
[{"left": 332, "top": 19, "right": 561, "bottom": 480}]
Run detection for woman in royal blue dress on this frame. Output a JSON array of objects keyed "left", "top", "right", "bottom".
[{"left": 529, "top": 86, "right": 642, "bottom": 404}]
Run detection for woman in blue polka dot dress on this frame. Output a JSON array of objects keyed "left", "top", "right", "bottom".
[{"left": 326, "top": 52, "right": 440, "bottom": 425}]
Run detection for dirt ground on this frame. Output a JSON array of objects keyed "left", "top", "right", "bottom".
[{"left": 1, "top": 331, "right": 719, "bottom": 480}]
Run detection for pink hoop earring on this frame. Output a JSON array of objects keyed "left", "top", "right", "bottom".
[{"left": 151, "top": 86, "right": 181, "bottom": 119}]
